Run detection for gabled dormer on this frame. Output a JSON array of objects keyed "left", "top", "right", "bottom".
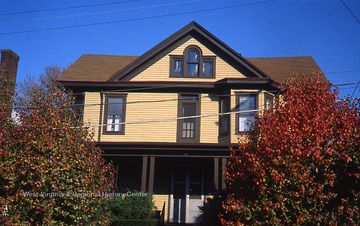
[{"left": 107, "top": 21, "right": 270, "bottom": 83}]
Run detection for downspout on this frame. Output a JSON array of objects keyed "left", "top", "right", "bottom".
[{"left": 98, "top": 91, "right": 104, "bottom": 142}]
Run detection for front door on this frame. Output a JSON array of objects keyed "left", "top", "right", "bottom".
[{"left": 169, "top": 168, "right": 204, "bottom": 224}]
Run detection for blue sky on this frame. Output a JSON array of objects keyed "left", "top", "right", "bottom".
[{"left": 1, "top": 0, "right": 359, "bottom": 98}]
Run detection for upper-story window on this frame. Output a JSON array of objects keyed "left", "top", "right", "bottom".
[
  {"left": 264, "top": 94, "right": 274, "bottom": 110},
  {"left": 170, "top": 46, "right": 215, "bottom": 78},
  {"left": 236, "top": 94, "right": 257, "bottom": 133},
  {"left": 104, "top": 94, "right": 126, "bottom": 134},
  {"left": 177, "top": 94, "right": 200, "bottom": 143},
  {"left": 219, "top": 95, "right": 230, "bottom": 136},
  {"left": 187, "top": 49, "right": 200, "bottom": 76}
]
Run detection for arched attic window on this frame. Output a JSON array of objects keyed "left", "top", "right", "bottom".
[
  {"left": 170, "top": 46, "right": 215, "bottom": 78},
  {"left": 186, "top": 48, "right": 200, "bottom": 76}
]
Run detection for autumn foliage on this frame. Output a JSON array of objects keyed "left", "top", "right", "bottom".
[
  {"left": 221, "top": 74, "right": 360, "bottom": 225},
  {"left": 0, "top": 66, "right": 115, "bottom": 225}
]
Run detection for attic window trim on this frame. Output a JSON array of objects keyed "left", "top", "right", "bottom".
[{"left": 169, "top": 45, "right": 216, "bottom": 78}]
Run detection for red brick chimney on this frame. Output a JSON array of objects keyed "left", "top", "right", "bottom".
[
  {"left": 0, "top": 49, "right": 20, "bottom": 83},
  {"left": 0, "top": 49, "right": 20, "bottom": 119}
]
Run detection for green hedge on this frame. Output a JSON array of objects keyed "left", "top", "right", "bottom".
[
  {"left": 107, "top": 192, "right": 155, "bottom": 219},
  {"left": 110, "top": 219, "right": 157, "bottom": 226}
]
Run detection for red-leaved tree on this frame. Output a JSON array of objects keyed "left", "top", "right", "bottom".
[
  {"left": 0, "top": 66, "right": 115, "bottom": 225},
  {"left": 221, "top": 74, "right": 360, "bottom": 225}
]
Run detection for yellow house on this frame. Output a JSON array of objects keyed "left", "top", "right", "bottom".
[{"left": 58, "top": 21, "right": 322, "bottom": 224}]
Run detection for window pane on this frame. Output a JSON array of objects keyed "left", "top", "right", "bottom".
[
  {"left": 183, "top": 103, "right": 196, "bottom": 116},
  {"left": 203, "top": 60, "right": 213, "bottom": 77},
  {"left": 108, "top": 97, "right": 123, "bottom": 115},
  {"left": 182, "top": 95, "right": 199, "bottom": 101},
  {"left": 239, "top": 96, "right": 255, "bottom": 111},
  {"left": 239, "top": 115, "right": 254, "bottom": 132},
  {"left": 182, "top": 121, "right": 195, "bottom": 138},
  {"left": 187, "top": 64, "right": 198, "bottom": 76},
  {"left": 265, "top": 96, "right": 273, "bottom": 110},
  {"left": 188, "top": 49, "right": 199, "bottom": 62},
  {"left": 173, "top": 59, "right": 183, "bottom": 75},
  {"left": 107, "top": 115, "right": 122, "bottom": 132}
]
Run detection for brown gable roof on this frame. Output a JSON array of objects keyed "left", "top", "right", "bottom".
[
  {"left": 58, "top": 23, "right": 324, "bottom": 84},
  {"left": 59, "top": 54, "right": 323, "bottom": 84},
  {"left": 108, "top": 21, "right": 270, "bottom": 81},
  {"left": 247, "top": 56, "right": 324, "bottom": 83},
  {"left": 59, "top": 54, "right": 137, "bottom": 82}
]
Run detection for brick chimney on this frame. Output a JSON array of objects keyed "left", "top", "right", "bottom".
[
  {"left": 0, "top": 49, "right": 20, "bottom": 83},
  {"left": 0, "top": 49, "right": 20, "bottom": 119}
]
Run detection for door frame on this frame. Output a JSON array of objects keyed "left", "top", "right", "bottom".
[{"left": 169, "top": 168, "right": 204, "bottom": 223}]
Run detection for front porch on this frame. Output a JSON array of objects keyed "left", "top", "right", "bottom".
[{"left": 101, "top": 143, "right": 230, "bottom": 224}]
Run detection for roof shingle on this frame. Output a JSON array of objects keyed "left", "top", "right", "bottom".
[
  {"left": 59, "top": 54, "right": 137, "bottom": 82},
  {"left": 247, "top": 56, "right": 324, "bottom": 83},
  {"left": 59, "top": 54, "right": 323, "bottom": 84}
]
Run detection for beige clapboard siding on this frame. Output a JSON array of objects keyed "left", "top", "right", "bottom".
[
  {"left": 83, "top": 90, "right": 271, "bottom": 144},
  {"left": 130, "top": 38, "right": 245, "bottom": 82},
  {"left": 200, "top": 94, "right": 219, "bottom": 143},
  {"left": 101, "top": 92, "right": 178, "bottom": 142},
  {"left": 83, "top": 92, "right": 101, "bottom": 139},
  {"left": 83, "top": 91, "right": 223, "bottom": 143},
  {"left": 153, "top": 194, "right": 168, "bottom": 223}
]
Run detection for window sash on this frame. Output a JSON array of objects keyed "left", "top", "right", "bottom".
[
  {"left": 182, "top": 119, "right": 195, "bottom": 138},
  {"left": 219, "top": 96, "right": 230, "bottom": 135},
  {"left": 187, "top": 49, "right": 199, "bottom": 62},
  {"left": 264, "top": 94, "right": 274, "bottom": 110},
  {"left": 237, "top": 95, "right": 256, "bottom": 132},
  {"left": 104, "top": 96, "right": 125, "bottom": 133},
  {"left": 173, "top": 59, "right": 183, "bottom": 75},
  {"left": 107, "top": 115, "right": 122, "bottom": 132},
  {"left": 177, "top": 94, "right": 200, "bottom": 142},
  {"left": 187, "top": 63, "right": 199, "bottom": 76},
  {"left": 202, "top": 60, "right": 213, "bottom": 77}
]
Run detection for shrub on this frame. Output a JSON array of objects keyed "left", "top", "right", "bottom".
[
  {"left": 110, "top": 219, "right": 157, "bottom": 226},
  {"left": 105, "top": 191, "right": 157, "bottom": 225}
]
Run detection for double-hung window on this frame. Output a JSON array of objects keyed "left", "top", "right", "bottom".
[
  {"left": 177, "top": 94, "right": 200, "bottom": 143},
  {"left": 104, "top": 95, "right": 126, "bottom": 134},
  {"left": 187, "top": 49, "right": 200, "bottom": 76},
  {"left": 236, "top": 94, "right": 257, "bottom": 132}
]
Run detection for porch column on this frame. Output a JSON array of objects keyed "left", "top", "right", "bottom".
[
  {"left": 141, "top": 156, "right": 148, "bottom": 192},
  {"left": 221, "top": 157, "right": 227, "bottom": 190},
  {"left": 214, "top": 157, "right": 219, "bottom": 191},
  {"left": 148, "top": 156, "right": 155, "bottom": 193}
]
